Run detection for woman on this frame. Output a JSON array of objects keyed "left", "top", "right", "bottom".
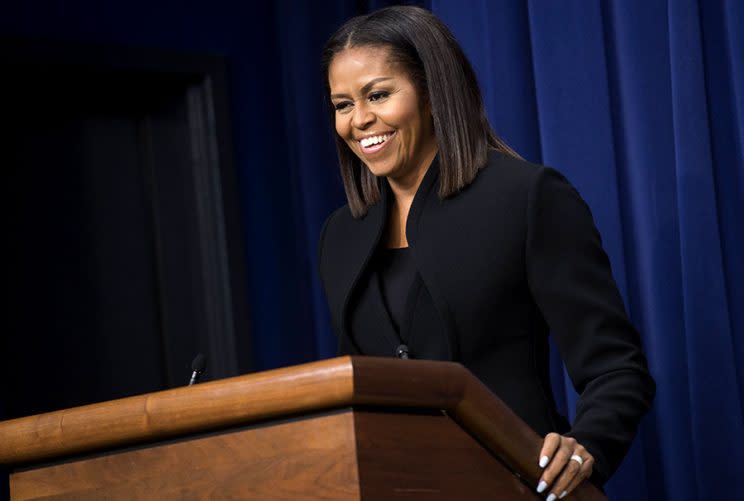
[{"left": 318, "top": 6, "right": 655, "bottom": 499}]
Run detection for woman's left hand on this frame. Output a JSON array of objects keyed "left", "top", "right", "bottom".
[{"left": 535, "top": 433, "right": 594, "bottom": 500}]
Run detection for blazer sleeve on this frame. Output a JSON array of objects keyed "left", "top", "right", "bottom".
[{"left": 525, "top": 166, "right": 655, "bottom": 484}]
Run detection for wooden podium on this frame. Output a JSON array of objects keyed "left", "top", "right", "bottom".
[{"left": 0, "top": 356, "right": 607, "bottom": 500}]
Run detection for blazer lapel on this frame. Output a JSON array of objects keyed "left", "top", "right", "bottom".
[{"left": 338, "top": 186, "right": 389, "bottom": 348}]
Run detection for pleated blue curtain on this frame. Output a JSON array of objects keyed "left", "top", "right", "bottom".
[
  {"left": 270, "top": 0, "right": 356, "bottom": 365},
  {"left": 430, "top": 1, "right": 744, "bottom": 499}
]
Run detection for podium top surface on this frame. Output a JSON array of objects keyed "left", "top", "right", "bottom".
[
  {"left": 0, "top": 356, "right": 521, "bottom": 462},
  {"left": 0, "top": 356, "right": 605, "bottom": 500}
]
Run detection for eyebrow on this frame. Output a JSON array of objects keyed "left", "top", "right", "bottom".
[{"left": 330, "top": 77, "right": 393, "bottom": 100}]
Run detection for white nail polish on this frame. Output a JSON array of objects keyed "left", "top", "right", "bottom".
[
  {"left": 546, "top": 494, "right": 556, "bottom": 501},
  {"left": 559, "top": 491, "right": 568, "bottom": 499},
  {"left": 539, "top": 455, "right": 550, "bottom": 468},
  {"left": 536, "top": 480, "right": 547, "bottom": 493}
]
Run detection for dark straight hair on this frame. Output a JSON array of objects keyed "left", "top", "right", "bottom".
[{"left": 322, "top": 6, "right": 520, "bottom": 218}]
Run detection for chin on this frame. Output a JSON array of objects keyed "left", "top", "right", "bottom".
[{"left": 363, "top": 162, "right": 398, "bottom": 179}]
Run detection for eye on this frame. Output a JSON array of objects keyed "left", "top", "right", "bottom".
[
  {"left": 334, "top": 101, "right": 352, "bottom": 112},
  {"left": 369, "top": 91, "right": 390, "bottom": 102}
]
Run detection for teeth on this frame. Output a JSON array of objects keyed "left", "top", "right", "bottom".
[{"left": 360, "top": 133, "right": 392, "bottom": 148}]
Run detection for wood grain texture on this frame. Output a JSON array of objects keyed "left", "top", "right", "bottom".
[
  {"left": 354, "top": 410, "right": 538, "bottom": 500},
  {"left": 1, "top": 356, "right": 606, "bottom": 500},
  {"left": 11, "top": 410, "right": 360, "bottom": 501},
  {"left": 351, "top": 357, "right": 605, "bottom": 501}
]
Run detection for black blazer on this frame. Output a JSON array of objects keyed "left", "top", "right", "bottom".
[{"left": 318, "top": 151, "right": 655, "bottom": 484}]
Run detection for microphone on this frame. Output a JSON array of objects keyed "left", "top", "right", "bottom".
[
  {"left": 188, "top": 353, "right": 207, "bottom": 385},
  {"left": 395, "top": 344, "right": 410, "bottom": 359}
]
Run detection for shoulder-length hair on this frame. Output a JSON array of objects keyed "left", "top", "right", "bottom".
[{"left": 322, "top": 5, "right": 520, "bottom": 218}]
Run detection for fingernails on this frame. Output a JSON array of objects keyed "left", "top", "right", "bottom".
[
  {"left": 536, "top": 480, "right": 547, "bottom": 493},
  {"left": 539, "top": 455, "right": 550, "bottom": 468},
  {"left": 559, "top": 491, "right": 568, "bottom": 499},
  {"left": 546, "top": 494, "right": 556, "bottom": 501}
]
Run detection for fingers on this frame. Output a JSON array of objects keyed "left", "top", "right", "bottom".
[
  {"left": 547, "top": 452, "right": 588, "bottom": 500},
  {"left": 538, "top": 433, "right": 561, "bottom": 469},
  {"left": 536, "top": 434, "right": 594, "bottom": 500},
  {"left": 562, "top": 455, "right": 594, "bottom": 497}
]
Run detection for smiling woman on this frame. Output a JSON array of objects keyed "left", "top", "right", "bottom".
[
  {"left": 317, "top": 6, "right": 655, "bottom": 501},
  {"left": 328, "top": 45, "right": 438, "bottom": 248}
]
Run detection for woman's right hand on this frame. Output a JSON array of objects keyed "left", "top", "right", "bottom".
[{"left": 535, "top": 432, "right": 594, "bottom": 500}]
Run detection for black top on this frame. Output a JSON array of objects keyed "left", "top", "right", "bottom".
[
  {"left": 376, "top": 247, "right": 416, "bottom": 335},
  {"left": 318, "top": 151, "right": 656, "bottom": 485},
  {"left": 351, "top": 245, "right": 449, "bottom": 360}
]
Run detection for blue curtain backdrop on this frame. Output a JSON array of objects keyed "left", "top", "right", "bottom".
[
  {"left": 1, "top": 1, "right": 742, "bottom": 500},
  {"left": 276, "top": 1, "right": 744, "bottom": 499}
]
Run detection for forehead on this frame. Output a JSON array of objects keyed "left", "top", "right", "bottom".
[{"left": 328, "top": 46, "right": 401, "bottom": 91}]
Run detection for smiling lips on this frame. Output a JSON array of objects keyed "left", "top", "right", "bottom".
[{"left": 358, "top": 131, "right": 396, "bottom": 154}]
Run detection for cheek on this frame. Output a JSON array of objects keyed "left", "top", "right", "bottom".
[
  {"left": 335, "top": 113, "right": 351, "bottom": 138},
  {"left": 335, "top": 119, "right": 358, "bottom": 153},
  {"left": 390, "top": 105, "right": 420, "bottom": 131},
  {"left": 395, "top": 110, "right": 422, "bottom": 141}
]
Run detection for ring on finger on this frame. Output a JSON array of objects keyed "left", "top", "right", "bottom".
[{"left": 569, "top": 454, "right": 584, "bottom": 466}]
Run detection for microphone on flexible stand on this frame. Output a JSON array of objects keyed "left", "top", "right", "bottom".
[{"left": 188, "top": 353, "right": 207, "bottom": 385}]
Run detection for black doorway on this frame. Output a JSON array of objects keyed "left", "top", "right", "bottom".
[{"left": 1, "top": 39, "right": 251, "bottom": 421}]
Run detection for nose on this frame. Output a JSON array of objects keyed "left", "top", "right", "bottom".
[{"left": 350, "top": 102, "right": 374, "bottom": 130}]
